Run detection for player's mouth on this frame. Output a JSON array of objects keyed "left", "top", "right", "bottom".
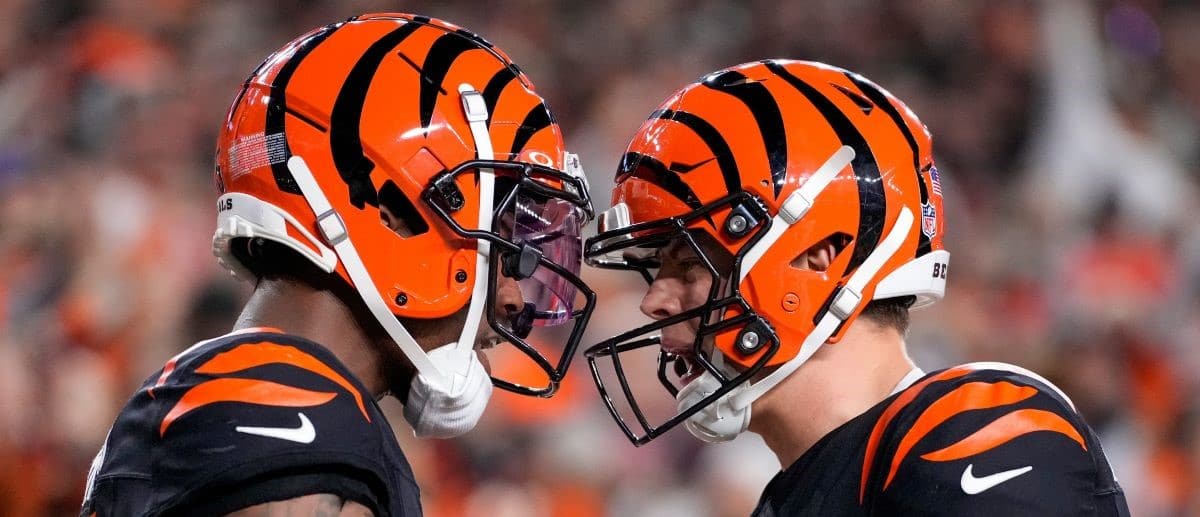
[
  {"left": 474, "top": 335, "right": 503, "bottom": 376},
  {"left": 670, "top": 351, "right": 705, "bottom": 387},
  {"left": 477, "top": 335, "right": 504, "bottom": 351}
]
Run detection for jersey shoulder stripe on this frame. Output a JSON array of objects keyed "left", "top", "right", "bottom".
[
  {"left": 150, "top": 330, "right": 371, "bottom": 437},
  {"left": 861, "top": 362, "right": 1087, "bottom": 502}
]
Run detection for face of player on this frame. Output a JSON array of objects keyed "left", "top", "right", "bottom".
[
  {"left": 637, "top": 232, "right": 734, "bottom": 387},
  {"left": 469, "top": 209, "right": 571, "bottom": 376},
  {"left": 474, "top": 272, "right": 524, "bottom": 369}
]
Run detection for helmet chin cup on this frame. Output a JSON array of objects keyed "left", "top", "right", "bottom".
[
  {"left": 403, "top": 342, "right": 494, "bottom": 438},
  {"left": 676, "top": 372, "right": 751, "bottom": 443}
]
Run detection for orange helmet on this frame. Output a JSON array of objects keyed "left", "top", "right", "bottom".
[
  {"left": 584, "top": 60, "right": 948, "bottom": 444},
  {"left": 212, "top": 13, "right": 595, "bottom": 397}
]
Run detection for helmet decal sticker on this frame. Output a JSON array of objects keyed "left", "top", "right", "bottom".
[
  {"left": 265, "top": 23, "right": 342, "bottom": 194},
  {"left": 228, "top": 132, "right": 288, "bottom": 180},
  {"left": 922, "top": 203, "right": 938, "bottom": 238}
]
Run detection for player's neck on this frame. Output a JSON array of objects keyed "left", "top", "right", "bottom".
[
  {"left": 232, "top": 278, "right": 390, "bottom": 397},
  {"left": 749, "top": 321, "right": 914, "bottom": 468}
]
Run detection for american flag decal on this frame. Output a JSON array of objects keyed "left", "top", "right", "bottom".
[{"left": 929, "top": 166, "right": 942, "bottom": 196}]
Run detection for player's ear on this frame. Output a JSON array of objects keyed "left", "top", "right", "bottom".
[{"left": 791, "top": 234, "right": 848, "bottom": 272}]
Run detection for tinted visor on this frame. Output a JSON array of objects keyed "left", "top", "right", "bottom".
[{"left": 509, "top": 192, "right": 584, "bottom": 329}]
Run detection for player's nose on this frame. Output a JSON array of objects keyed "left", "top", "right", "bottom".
[
  {"left": 639, "top": 278, "right": 682, "bottom": 321},
  {"left": 495, "top": 272, "right": 525, "bottom": 315}
]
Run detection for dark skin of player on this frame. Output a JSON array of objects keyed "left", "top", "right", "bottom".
[{"left": 222, "top": 211, "right": 525, "bottom": 516}]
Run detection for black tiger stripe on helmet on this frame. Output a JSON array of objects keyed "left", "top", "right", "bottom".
[{"left": 764, "top": 60, "right": 887, "bottom": 273}]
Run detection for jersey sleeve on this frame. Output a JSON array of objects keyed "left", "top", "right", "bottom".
[{"left": 864, "top": 364, "right": 1130, "bottom": 516}]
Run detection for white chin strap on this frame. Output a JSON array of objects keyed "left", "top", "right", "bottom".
[
  {"left": 287, "top": 85, "right": 498, "bottom": 438},
  {"left": 455, "top": 83, "right": 495, "bottom": 356},
  {"left": 679, "top": 145, "right": 915, "bottom": 443},
  {"left": 288, "top": 155, "right": 445, "bottom": 387}
]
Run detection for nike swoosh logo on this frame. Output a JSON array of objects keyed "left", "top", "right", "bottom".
[
  {"left": 235, "top": 412, "right": 316, "bottom": 444},
  {"left": 960, "top": 464, "right": 1033, "bottom": 495}
]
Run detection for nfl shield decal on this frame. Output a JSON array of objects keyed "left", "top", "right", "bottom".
[{"left": 921, "top": 203, "right": 937, "bottom": 238}]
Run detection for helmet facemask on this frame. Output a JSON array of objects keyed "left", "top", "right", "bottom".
[
  {"left": 423, "top": 158, "right": 596, "bottom": 396},
  {"left": 584, "top": 192, "right": 782, "bottom": 445}
]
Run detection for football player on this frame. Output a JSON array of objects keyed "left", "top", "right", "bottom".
[
  {"left": 583, "top": 60, "right": 1130, "bottom": 515},
  {"left": 82, "top": 13, "right": 594, "bottom": 516}
]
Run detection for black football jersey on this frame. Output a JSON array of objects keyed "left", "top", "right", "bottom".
[
  {"left": 752, "top": 363, "right": 1130, "bottom": 516},
  {"left": 81, "top": 328, "right": 423, "bottom": 517}
]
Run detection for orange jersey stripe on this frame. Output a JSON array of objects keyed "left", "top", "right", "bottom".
[
  {"left": 921, "top": 408, "right": 1086, "bottom": 462},
  {"left": 148, "top": 327, "right": 283, "bottom": 399},
  {"left": 883, "top": 381, "right": 1038, "bottom": 490},
  {"left": 159, "top": 378, "right": 335, "bottom": 436},
  {"left": 196, "top": 341, "right": 370, "bottom": 422},
  {"left": 860, "top": 366, "right": 971, "bottom": 502}
]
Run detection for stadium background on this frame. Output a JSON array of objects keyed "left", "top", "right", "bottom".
[{"left": 1, "top": 0, "right": 1198, "bottom": 515}]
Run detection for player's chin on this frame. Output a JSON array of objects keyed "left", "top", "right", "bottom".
[
  {"left": 473, "top": 335, "right": 502, "bottom": 374},
  {"left": 476, "top": 349, "right": 492, "bottom": 375}
]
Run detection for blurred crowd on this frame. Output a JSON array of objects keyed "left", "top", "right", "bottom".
[{"left": 1, "top": 0, "right": 1198, "bottom": 515}]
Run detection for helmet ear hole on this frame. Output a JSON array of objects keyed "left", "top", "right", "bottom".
[
  {"left": 378, "top": 180, "right": 429, "bottom": 238},
  {"left": 790, "top": 232, "right": 852, "bottom": 273}
]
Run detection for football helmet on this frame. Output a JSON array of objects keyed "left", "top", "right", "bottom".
[
  {"left": 584, "top": 60, "right": 948, "bottom": 445},
  {"left": 212, "top": 13, "right": 595, "bottom": 399}
]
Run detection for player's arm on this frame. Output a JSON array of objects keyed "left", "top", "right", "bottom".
[{"left": 225, "top": 494, "right": 375, "bottom": 517}]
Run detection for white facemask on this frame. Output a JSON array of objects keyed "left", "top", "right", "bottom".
[{"left": 402, "top": 343, "right": 493, "bottom": 438}]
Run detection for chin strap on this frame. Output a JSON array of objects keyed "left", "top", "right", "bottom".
[
  {"left": 455, "top": 84, "right": 495, "bottom": 355},
  {"left": 284, "top": 85, "right": 498, "bottom": 394},
  {"left": 681, "top": 145, "right": 916, "bottom": 442},
  {"left": 739, "top": 145, "right": 856, "bottom": 280},
  {"left": 287, "top": 155, "right": 445, "bottom": 389},
  {"left": 396, "top": 85, "right": 497, "bottom": 438},
  {"left": 730, "top": 206, "right": 914, "bottom": 410},
  {"left": 683, "top": 208, "right": 914, "bottom": 442}
]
